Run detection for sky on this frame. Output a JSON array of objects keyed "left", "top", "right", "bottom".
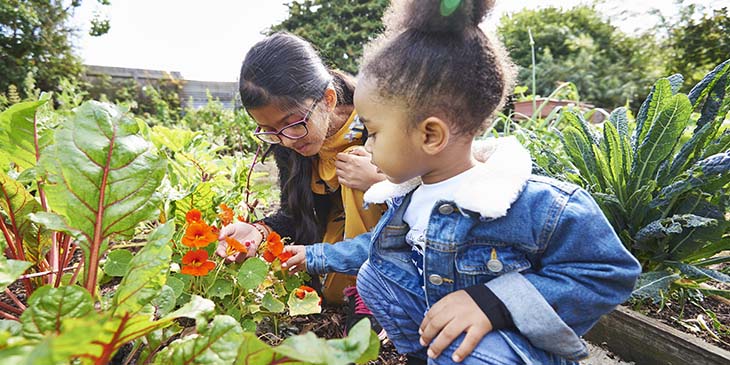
[{"left": 70, "top": 0, "right": 724, "bottom": 82}]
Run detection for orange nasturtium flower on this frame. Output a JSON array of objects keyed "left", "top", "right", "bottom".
[
  {"left": 218, "top": 203, "right": 234, "bottom": 226},
  {"left": 225, "top": 236, "right": 248, "bottom": 256},
  {"left": 294, "top": 285, "right": 321, "bottom": 305},
  {"left": 182, "top": 222, "right": 218, "bottom": 248},
  {"left": 181, "top": 249, "right": 216, "bottom": 276},
  {"left": 262, "top": 231, "right": 293, "bottom": 263},
  {"left": 185, "top": 209, "right": 202, "bottom": 224}
]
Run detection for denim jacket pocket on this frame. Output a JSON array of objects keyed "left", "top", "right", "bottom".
[{"left": 455, "top": 244, "right": 531, "bottom": 288}]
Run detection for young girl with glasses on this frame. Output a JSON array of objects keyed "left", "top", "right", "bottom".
[
  {"left": 217, "top": 32, "right": 388, "bottom": 335},
  {"left": 282, "top": 1, "right": 641, "bottom": 364}
]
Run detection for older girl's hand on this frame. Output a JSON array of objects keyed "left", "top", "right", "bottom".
[
  {"left": 216, "top": 222, "right": 263, "bottom": 263},
  {"left": 335, "top": 146, "right": 386, "bottom": 192}
]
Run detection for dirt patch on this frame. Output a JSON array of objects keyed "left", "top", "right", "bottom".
[{"left": 635, "top": 295, "right": 730, "bottom": 351}]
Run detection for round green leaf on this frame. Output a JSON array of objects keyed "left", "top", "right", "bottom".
[
  {"left": 103, "top": 249, "right": 133, "bottom": 277},
  {"left": 237, "top": 258, "right": 267, "bottom": 290},
  {"left": 151, "top": 285, "right": 176, "bottom": 317},
  {"left": 261, "top": 292, "right": 285, "bottom": 313},
  {"left": 287, "top": 290, "right": 322, "bottom": 316},
  {"left": 207, "top": 278, "right": 233, "bottom": 299},
  {"left": 166, "top": 275, "right": 185, "bottom": 298}
]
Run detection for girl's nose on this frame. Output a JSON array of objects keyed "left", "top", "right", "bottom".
[{"left": 280, "top": 135, "right": 297, "bottom": 148}]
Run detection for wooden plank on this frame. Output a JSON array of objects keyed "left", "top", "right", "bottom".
[{"left": 585, "top": 306, "right": 730, "bottom": 365}]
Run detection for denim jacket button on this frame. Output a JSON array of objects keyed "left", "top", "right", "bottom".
[
  {"left": 487, "top": 259, "right": 504, "bottom": 273},
  {"left": 438, "top": 204, "right": 454, "bottom": 215},
  {"left": 428, "top": 274, "right": 444, "bottom": 285}
]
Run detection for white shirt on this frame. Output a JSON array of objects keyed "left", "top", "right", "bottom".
[{"left": 403, "top": 167, "right": 476, "bottom": 253}]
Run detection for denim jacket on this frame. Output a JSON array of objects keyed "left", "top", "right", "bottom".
[{"left": 305, "top": 137, "right": 641, "bottom": 360}]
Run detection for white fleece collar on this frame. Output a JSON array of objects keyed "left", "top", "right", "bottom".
[{"left": 363, "top": 136, "right": 533, "bottom": 219}]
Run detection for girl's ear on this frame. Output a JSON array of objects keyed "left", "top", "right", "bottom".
[
  {"left": 418, "top": 117, "right": 450, "bottom": 155},
  {"left": 323, "top": 86, "right": 338, "bottom": 112}
]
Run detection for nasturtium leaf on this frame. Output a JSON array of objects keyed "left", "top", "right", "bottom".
[
  {"left": 284, "top": 274, "right": 303, "bottom": 292},
  {"left": 240, "top": 319, "right": 256, "bottom": 333},
  {"left": 261, "top": 292, "right": 285, "bottom": 313},
  {"left": 237, "top": 258, "right": 267, "bottom": 290},
  {"left": 287, "top": 290, "right": 322, "bottom": 316},
  {"left": 207, "top": 278, "right": 233, "bottom": 299},
  {"left": 103, "top": 249, "right": 133, "bottom": 277},
  {"left": 166, "top": 275, "right": 185, "bottom": 298},
  {"left": 152, "top": 285, "right": 177, "bottom": 317}
]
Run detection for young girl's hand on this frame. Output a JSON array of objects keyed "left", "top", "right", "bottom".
[
  {"left": 216, "top": 222, "right": 263, "bottom": 262},
  {"left": 281, "top": 245, "right": 307, "bottom": 273},
  {"left": 335, "top": 147, "right": 386, "bottom": 192},
  {"left": 419, "top": 290, "right": 493, "bottom": 363}
]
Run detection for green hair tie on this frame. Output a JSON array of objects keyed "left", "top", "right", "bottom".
[{"left": 440, "top": 0, "right": 462, "bottom": 17}]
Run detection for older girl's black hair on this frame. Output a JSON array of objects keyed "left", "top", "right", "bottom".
[
  {"left": 361, "top": 0, "right": 515, "bottom": 135},
  {"left": 239, "top": 32, "right": 357, "bottom": 245}
]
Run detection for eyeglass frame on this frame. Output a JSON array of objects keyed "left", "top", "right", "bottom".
[{"left": 251, "top": 99, "right": 320, "bottom": 144}]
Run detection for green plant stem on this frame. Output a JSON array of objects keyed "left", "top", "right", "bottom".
[
  {"left": 204, "top": 258, "right": 226, "bottom": 293},
  {"left": 528, "top": 27, "right": 537, "bottom": 118}
]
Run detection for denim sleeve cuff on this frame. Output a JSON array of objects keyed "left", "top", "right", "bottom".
[
  {"left": 485, "top": 272, "right": 589, "bottom": 360},
  {"left": 305, "top": 243, "right": 328, "bottom": 275},
  {"left": 463, "top": 284, "right": 514, "bottom": 330}
]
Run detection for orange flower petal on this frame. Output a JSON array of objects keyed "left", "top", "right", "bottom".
[
  {"left": 182, "top": 249, "right": 208, "bottom": 264},
  {"left": 185, "top": 209, "right": 202, "bottom": 224},
  {"left": 266, "top": 231, "right": 281, "bottom": 243},
  {"left": 267, "top": 240, "right": 283, "bottom": 257},
  {"left": 225, "top": 237, "right": 247, "bottom": 254},
  {"left": 262, "top": 250, "right": 276, "bottom": 263},
  {"left": 218, "top": 204, "right": 234, "bottom": 226},
  {"left": 201, "top": 261, "right": 216, "bottom": 272},
  {"left": 277, "top": 251, "right": 293, "bottom": 263},
  {"left": 182, "top": 264, "right": 207, "bottom": 276}
]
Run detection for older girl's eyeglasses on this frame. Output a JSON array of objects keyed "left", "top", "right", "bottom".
[{"left": 252, "top": 99, "right": 319, "bottom": 144}]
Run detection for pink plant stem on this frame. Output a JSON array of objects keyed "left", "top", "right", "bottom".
[
  {"left": 0, "top": 300, "right": 23, "bottom": 315},
  {"left": 0, "top": 218, "right": 18, "bottom": 258},
  {"left": 4, "top": 288, "right": 26, "bottom": 311},
  {"left": 244, "top": 145, "right": 262, "bottom": 222},
  {"left": 54, "top": 235, "right": 73, "bottom": 287},
  {"left": 33, "top": 111, "right": 58, "bottom": 286},
  {"left": 0, "top": 213, "right": 33, "bottom": 295},
  {"left": 0, "top": 310, "right": 19, "bottom": 321}
]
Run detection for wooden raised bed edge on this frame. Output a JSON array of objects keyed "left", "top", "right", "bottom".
[{"left": 584, "top": 305, "right": 730, "bottom": 365}]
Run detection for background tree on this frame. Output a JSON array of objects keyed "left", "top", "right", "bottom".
[
  {"left": 498, "top": 5, "right": 665, "bottom": 109},
  {"left": 0, "top": 0, "right": 110, "bottom": 97},
  {"left": 270, "top": 0, "right": 388, "bottom": 75},
  {"left": 663, "top": 4, "right": 729, "bottom": 89}
]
